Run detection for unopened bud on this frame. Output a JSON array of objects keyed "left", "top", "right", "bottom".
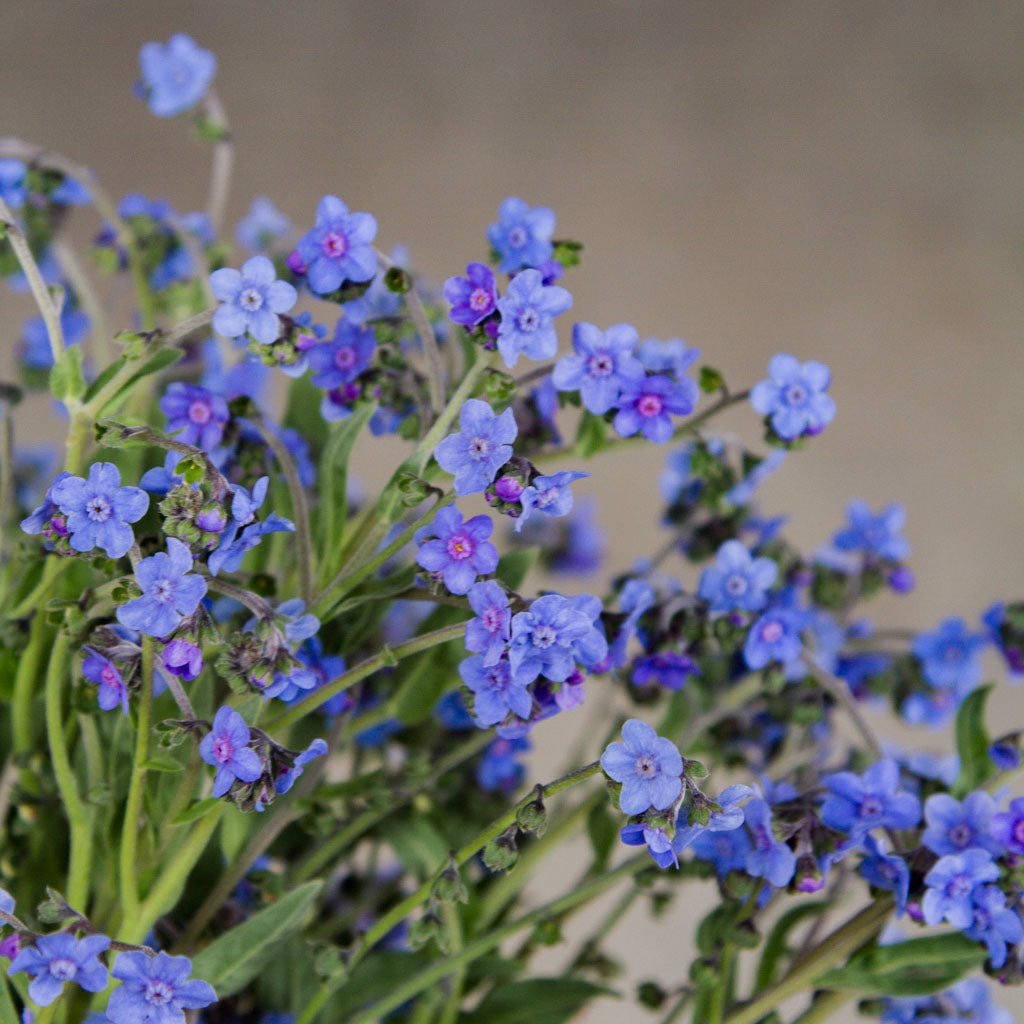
[{"left": 483, "top": 826, "right": 519, "bottom": 872}]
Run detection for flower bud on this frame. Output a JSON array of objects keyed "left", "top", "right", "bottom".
[{"left": 483, "top": 826, "right": 519, "bottom": 872}]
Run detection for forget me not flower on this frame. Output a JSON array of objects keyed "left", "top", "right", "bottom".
[
  {"left": 963, "top": 886, "right": 1023, "bottom": 969},
  {"left": 116, "top": 537, "right": 207, "bottom": 638},
  {"left": 495, "top": 268, "right": 572, "bottom": 369},
  {"left": 859, "top": 835, "right": 910, "bottom": 915},
  {"left": 552, "top": 322, "right": 645, "bottom": 415},
  {"left": 487, "top": 196, "right": 556, "bottom": 273},
  {"left": 443, "top": 262, "right": 498, "bottom": 327},
  {"left": 160, "top": 383, "right": 230, "bottom": 451},
  {"left": 236, "top": 196, "right": 291, "bottom": 253},
  {"left": 50, "top": 462, "right": 149, "bottom": 559},
  {"left": 600, "top": 718, "right": 683, "bottom": 815},
  {"left": 434, "top": 399, "right": 517, "bottom": 496},
  {"left": 508, "top": 593, "right": 604, "bottom": 686},
  {"left": 922, "top": 791, "right": 1002, "bottom": 857},
  {"left": 138, "top": 34, "right": 217, "bottom": 117},
  {"left": 820, "top": 758, "right": 922, "bottom": 838},
  {"left": 414, "top": 505, "right": 499, "bottom": 596},
  {"left": 913, "top": 617, "right": 987, "bottom": 695},
  {"left": 460, "top": 656, "right": 532, "bottom": 727},
  {"left": 9, "top": 933, "right": 109, "bottom": 1006},
  {"left": 613, "top": 374, "right": 698, "bottom": 444},
  {"left": 296, "top": 194, "right": 378, "bottom": 294},
  {"left": 743, "top": 797, "right": 797, "bottom": 888},
  {"left": 199, "top": 706, "right": 262, "bottom": 798},
  {"left": 922, "top": 849, "right": 1000, "bottom": 929},
  {"left": 465, "top": 580, "right": 512, "bottom": 666},
  {"left": 81, "top": 647, "right": 129, "bottom": 715},
  {"left": 107, "top": 950, "right": 216, "bottom": 1023},
  {"left": 991, "top": 796, "right": 1024, "bottom": 856},
  {"left": 210, "top": 255, "right": 297, "bottom": 345},
  {"left": 750, "top": 353, "right": 836, "bottom": 441},
  {"left": 698, "top": 539, "right": 778, "bottom": 614},
  {"left": 516, "top": 470, "right": 589, "bottom": 533},
  {"left": 743, "top": 606, "right": 806, "bottom": 671},
  {"left": 0, "top": 159, "right": 27, "bottom": 209},
  {"left": 833, "top": 500, "right": 910, "bottom": 562},
  {"left": 308, "top": 318, "right": 376, "bottom": 390}
]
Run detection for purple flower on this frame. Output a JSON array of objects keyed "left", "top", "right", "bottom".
[
  {"left": 296, "top": 195, "right": 378, "bottom": 295},
  {"left": 821, "top": 758, "right": 922, "bottom": 837},
  {"left": 508, "top": 593, "right": 601, "bottom": 685},
  {"left": 208, "top": 477, "right": 295, "bottom": 577},
  {"left": 465, "top": 580, "right": 512, "bottom": 666},
  {"left": 991, "top": 796, "right": 1024, "bottom": 856},
  {"left": 632, "top": 652, "right": 699, "bottom": 691},
  {"left": 671, "top": 785, "right": 753, "bottom": 857},
  {"left": 613, "top": 374, "right": 698, "bottom": 444},
  {"left": 494, "top": 268, "right": 572, "bottom": 369},
  {"left": 308, "top": 319, "right": 377, "bottom": 390},
  {"left": 515, "top": 471, "right": 589, "bottom": 533},
  {"left": 414, "top": 505, "right": 499, "bottom": 595},
  {"left": 742, "top": 797, "right": 797, "bottom": 888},
  {"left": 20, "top": 470, "right": 73, "bottom": 540},
  {"left": 9, "top": 933, "right": 109, "bottom": 1006},
  {"left": 750, "top": 353, "right": 836, "bottom": 441},
  {"left": 444, "top": 262, "right": 498, "bottom": 326},
  {"left": 860, "top": 835, "right": 910, "bottom": 915},
  {"left": 162, "top": 638, "right": 204, "bottom": 682},
  {"left": 210, "top": 255, "right": 297, "bottom": 345},
  {"left": 698, "top": 540, "right": 778, "bottom": 614},
  {"left": 620, "top": 822, "right": 678, "bottom": 869},
  {"left": 159, "top": 383, "right": 230, "bottom": 451},
  {"left": 913, "top": 618, "right": 987, "bottom": 695},
  {"left": 600, "top": 718, "right": 683, "bottom": 815},
  {"left": 460, "top": 656, "right": 532, "bottom": 727},
  {"left": 923, "top": 791, "right": 1002, "bottom": 857},
  {"left": 551, "top": 322, "right": 645, "bottom": 415},
  {"left": 199, "top": 706, "right": 262, "bottom": 798},
  {"left": 107, "top": 950, "right": 216, "bottom": 1023},
  {"left": 964, "top": 886, "right": 1023, "bottom": 969},
  {"left": 922, "top": 849, "right": 1000, "bottom": 928},
  {"left": 116, "top": 538, "right": 207, "bottom": 638},
  {"left": 236, "top": 197, "right": 290, "bottom": 253},
  {"left": 82, "top": 647, "right": 129, "bottom": 714},
  {"left": 434, "top": 399, "right": 517, "bottom": 497},
  {"left": 743, "top": 606, "right": 806, "bottom": 670},
  {"left": 833, "top": 500, "right": 910, "bottom": 562},
  {"left": 138, "top": 34, "right": 216, "bottom": 117},
  {"left": 486, "top": 196, "right": 556, "bottom": 273},
  {"left": 49, "top": 462, "right": 149, "bottom": 559}
]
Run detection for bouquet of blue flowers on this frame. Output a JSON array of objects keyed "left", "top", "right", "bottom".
[{"left": 0, "top": 31, "right": 1019, "bottom": 1024}]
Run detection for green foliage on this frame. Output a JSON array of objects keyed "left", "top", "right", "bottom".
[
  {"left": 459, "top": 978, "right": 612, "bottom": 1024},
  {"left": 953, "top": 683, "right": 996, "bottom": 797},
  {"left": 49, "top": 345, "right": 86, "bottom": 404}
]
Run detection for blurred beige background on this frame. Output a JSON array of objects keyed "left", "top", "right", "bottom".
[{"left": 3, "top": 2, "right": 1023, "bottom": 1019}]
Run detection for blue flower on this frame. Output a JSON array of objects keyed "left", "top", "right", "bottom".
[
  {"left": 698, "top": 540, "right": 778, "bottom": 614},
  {"left": 516, "top": 471, "right": 589, "bottom": 533},
  {"left": 913, "top": 618, "right": 987, "bottom": 695},
  {"left": 162, "top": 638, "right": 203, "bottom": 682},
  {"left": 0, "top": 159, "right": 27, "bottom": 209},
  {"left": 465, "top": 580, "right": 511, "bottom": 666},
  {"left": 415, "top": 505, "right": 499, "bottom": 596},
  {"left": 275, "top": 738, "right": 328, "bottom": 796},
  {"left": 963, "top": 886, "right": 1023, "bottom": 969},
  {"left": 116, "top": 538, "right": 207, "bottom": 638},
  {"left": 750, "top": 353, "right": 836, "bottom": 441},
  {"left": 743, "top": 606, "right": 806, "bottom": 670},
  {"left": 742, "top": 797, "right": 797, "bottom": 887},
  {"left": 478, "top": 736, "right": 531, "bottom": 792},
  {"left": 552, "top": 322, "right": 645, "bottom": 415},
  {"left": 832, "top": 500, "right": 910, "bottom": 562},
  {"left": 486, "top": 196, "right": 556, "bottom": 273},
  {"left": 49, "top": 462, "right": 149, "bottom": 559},
  {"left": 160, "top": 383, "right": 230, "bottom": 451},
  {"left": 922, "top": 849, "right": 1000, "bottom": 929},
  {"left": 860, "top": 835, "right": 910, "bottom": 915},
  {"left": 600, "top": 718, "right": 683, "bottom": 815},
  {"left": 81, "top": 647, "right": 129, "bottom": 715},
  {"left": 620, "top": 822, "right": 678, "bottom": 869},
  {"left": 671, "top": 785, "right": 753, "bottom": 858},
  {"left": 236, "top": 197, "right": 291, "bottom": 253},
  {"left": 19, "top": 307, "right": 90, "bottom": 370},
  {"left": 613, "top": 374, "right": 698, "bottom": 444},
  {"left": 208, "top": 477, "right": 295, "bottom": 576},
  {"left": 820, "top": 758, "right": 922, "bottom": 838},
  {"left": 922, "top": 791, "right": 1002, "bottom": 857},
  {"left": 308, "top": 318, "right": 376, "bottom": 389},
  {"left": 434, "top": 399, "right": 517, "bottom": 496},
  {"left": 508, "top": 593, "right": 602, "bottom": 685},
  {"left": 296, "top": 194, "right": 378, "bottom": 294},
  {"left": 636, "top": 337, "right": 701, "bottom": 379},
  {"left": 692, "top": 826, "right": 752, "bottom": 878},
  {"left": 444, "top": 262, "right": 498, "bottom": 327},
  {"left": 494, "top": 268, "right": 572, "bottom": 369},
  {"left": 460, "top": 656, "right": 532, "bottom": 727},
  {"left": 210, "top": 255, "right": 297, "bottom": 345},
  {"left": 107, "top": 950, "right": 216, "bottom": 1023},
  {"left": 138, "top": 34, "right": 217, "bottom": 117},
  {"left": 8, "top": 933, "right": 109, "bottom": 1006},
  {"left": 199, "top": 706, "right": 262, "bottom": 798},
  {"left": 632, "top": 652, "right": 699, "bottom": 691},
  {"left": 991, "top": 796, "right": 1024, "bottom": 856}
]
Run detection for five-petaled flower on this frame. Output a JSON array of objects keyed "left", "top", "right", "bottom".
[
  {"left": 434, "top": 399, "right": 518, "bottom": 497},
  {"left": 295, "top": 194, "right": 378, "bottom": 295},
  {"left": 600, "top": 718, "right": 683, "bottom": 815},
  {"left": 107, "top": 950, "right": 217, "bottom": 1024},
  {"left": 82, "top": 647, "right": 130, "bottom": 715},
  {"left": 138, "top": 34, "right": 217, "bottom": 117},
  {"left": 749, "top": 353, "right": 835, "bottom": 441},
  {"left": 210, "top": 255, "right": 298, "bottom": 345},
  {"left": 444, "top": 262, "right": 499, "bottom": 327},
  {"left": 698, "top": 540, "right": 778, "bottom": 614},
  {"left": 199, "top": 706, "right": 263, "bottom": 798},
  {"left": 486, "top": 196, "right": 556, "bottom": 273},
  {"left": 159, "top": 382, "right": 230, "bottom": 451},
  {"left": 415, "top": 505, "right": 499, "bottom": 596},
  {"left": 552, "top": 322, "right": 645, "bottom": 415},
  {"left": 9, "top": 933, "right": 110, "bottom": 1007},
  {"left": 494, "top": 268, "right": 572, "bottom": 369},
  {"left": 116, "top": 537, "right": 208, "bottom": 638}
]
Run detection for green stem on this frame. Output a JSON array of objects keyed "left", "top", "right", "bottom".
[
  {"left": 790, "top": 989, "right": 853, "bottom": 1024},
  {"left": 250, "top": 416, "right": 314, "bottom": 606},
  {"left": 658, "top": 989, "right": 694, "bottom": 1024},
  {"left": 566, "top": 880, "right": 639, "bottom": 975},
  {"left": 44, "top": 633, "right": 93, "bottom": 910},
  {"left": 52, "top": 236, "right": 109, "bottom": 366},
  {"left": 119, "top": 637, "right": 153, "bottom": 929},
  {"left": 11, "top": 609, "right": 49, "bottom": 752},
  {"left": 347, "top": 761, "right": 602, "bottom": 972},
  {"left": 337, "top": 856, "right": 649, "bottom": 1024},
  {"left": 707, "top": 944, "right": 736, "bottom": 1024},
  {"left": 722, "top": 897, "right": 893, "bottom": 1024},
  {"left": 265, "top": 621, "right": 468, "bottom": 732},
  {"left": 436, "top": 902, "right": 465, "bottom": 1024}
]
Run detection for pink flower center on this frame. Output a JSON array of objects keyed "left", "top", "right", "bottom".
[
  {"left": 637, "top": 394, "right": 663, "bottom": 418},
  {"left": 212, "top": 736, "right": 234, "bottom": 764},
  {"left": 334, "top": 346, "right": 356, "bottom": 370},
  {"left": 188, "top": 399, "right": 212, "bottom": 424},
  {"left": 322, "top": 230, "right": 348, "bottom": 259},
  {"left": 100, "top": 665, "right": 119, "bottom": 686},
  {"left": 760, "top": 620, "right": 784, "bottom": 644},
  {"left": 446, "top": 534, "right": 475, "bottom": 560}
]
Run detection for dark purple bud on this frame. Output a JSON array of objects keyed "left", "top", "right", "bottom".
[
  {"left": 791, "top": 853, "right": 824, "bottom": 893},
  {"left": 538, "top": 259, "right": 564, "bottom": 285},
  {"left": 0, "top": 934, "right": 20, "bottom": 960},
  {"left": 483, "top": 319, "right": 500, "bottom": 342},
  {"left": 163, "top": 638, "right": 204, "bottom": 681},
  {"left": 493, "top": 476, "right": 525, "bottom": 503},
  {"left": 47, "top": 514, "right": 69, "bottom": 539},
  {"left": 990, "top": 740, "right": 1021, "bottom": 772},
  {"left": 887, "top": 566, "right": 915, "bottom": 594},
  {"left": 196, "top": 505, "right": 227, "bottom": 533},
  {"left": 286, "top": 249, "right": 307, "bottom": 275}
]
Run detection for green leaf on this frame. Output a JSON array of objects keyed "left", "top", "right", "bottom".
[
  {"left": 91, "top": 348, "right": 184, "bottom": 416},
  {"left": 497, "top": 548, "right": 537, "bottom": 591},
  {"left": 585, "top": 802, "right": 618, "bottom": 873},
  {"left": 317, "top": 403, "right": 377, "bottom": 587},
  {"left": 953, "top": 684, "right": 996, "bottom": 797},
  {"left": 814, "top": 933, "right": 986, "bottom": 997},
  {"left": 755, "top": 900, "right": 829, "bottom": 990},
  {"left": 190, "top": 881, "right": 323, "bottom": 999},
  {"left": 219, "top": 802, "right": 252, "bottom": 863},
  {"left": 575, "top": 410, "right": 609, "bottom": 458},
  {"left": 170, "top": 798, "right": 220, "bottom": 825},
  {"left": 459, "top": 978, "right": 612, "bottom": 1024},
  {"left": 323, "top": 951, "right": 432, "bottom": 1017},
  {"left": 698, "top": 365, "right": 725, "bottom": 394},
  {"left": 379, "top": 815, "right": 449, "bottom": 879},
  {"left": 140, "top": 756, "right": 184, "bottom": 773},
  {"left": 49, "top": 345, "right": 86, "bottom": 403}
]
